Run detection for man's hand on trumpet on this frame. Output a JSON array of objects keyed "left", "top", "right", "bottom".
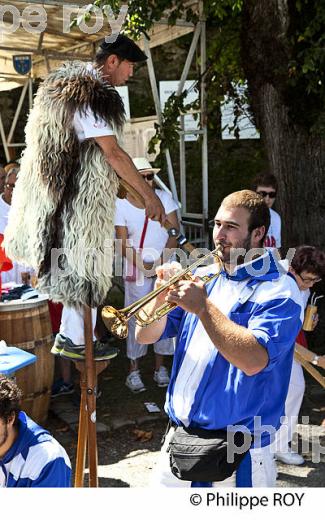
[
  {"left": 166, "top": 277, "right": 208, "bottom": 317},
  {"left": 154, "top": 262, "right": 209, "bottom": 316},
  {"left": 135, "top": 262, "right": 183, "bottom": 345},
  {"left": 154, "top": 262, "right": 184, "bottom": 303}
]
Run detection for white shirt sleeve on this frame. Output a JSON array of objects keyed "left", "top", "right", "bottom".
[
  {"left": 277, "top": 213, "right": 282, "bottom": 248},
  {"left": 157, "top": 190, "right": 179, "bottom": 215},
  {"left": 114, "top": 199, "right": 128, "bottom": 227},
  {"left": 272, "top": 209, "right": 282, "bottom": 247},
  {"left": 74, "top": 108, "right": 115, "bottom": 141}
]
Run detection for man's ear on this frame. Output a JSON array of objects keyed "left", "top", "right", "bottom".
[
  {"left": 252, "top": 226, "right": 265, "bottom": 242},
  {"left": 7, "top": 412, "right": 16, "bottom": 427},
  {"left": 106, "top": 54, "right": 119, "bottom": 67}
]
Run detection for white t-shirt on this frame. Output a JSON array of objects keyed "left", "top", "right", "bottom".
[
  {"left": 115, "top": 189, "right": 178, "bottom": 265},
  {"left": 73, "top": 108, "right": 115, "bottom": 142},
  {"left": 265, "top": 208, "right": 281, "bottom": 248},
  {"left": 73, "top": 63, "right": 115, "bottom": 142},
  {"left": 301, "top": 289, "right": 310, "bottom": 309}
]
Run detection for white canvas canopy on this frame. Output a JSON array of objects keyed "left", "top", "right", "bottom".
[{"left": 0, "top": 0, "right": 196, "bottom": 89}]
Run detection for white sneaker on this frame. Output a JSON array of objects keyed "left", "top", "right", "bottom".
[
  {"left": 275, "top": 450, "right": 305, "bottom": 465},
  {"left": 153, "top": 366, "right": 170, "bottom": 388},
  {"left": 125, "top": 370, "right": 146, "bottom": 393}
]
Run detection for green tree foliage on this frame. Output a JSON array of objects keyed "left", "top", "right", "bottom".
[
  {"left": 80, "top": 1, "right": 324, "bottom": 144},
  {"left": 286, "top": 0, "right": 325, "bottom": 132}
]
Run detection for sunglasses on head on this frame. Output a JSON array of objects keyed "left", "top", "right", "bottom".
[
  {"left": 143, "top": 173, "right": 155, "bottom": 181},
  {"left": 257, "top": 190, "right": 277, "bottom": 199}
]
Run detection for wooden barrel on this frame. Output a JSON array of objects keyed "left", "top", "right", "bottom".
[{"left": 0, "top": 296, "right": 54, "bottom": 424}]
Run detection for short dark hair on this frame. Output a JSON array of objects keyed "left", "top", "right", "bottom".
[
  {"left": 291, "top": 245, "right": 325, "bottom": 278},
  {"left": 221, "top": 190, "right": 270, "bottom": 245},
  {"left": 253, "top": 173, "right": 278, "bottom": 192},
  {"left": 0, "top": 377, "right": 22, "bottom": 426},
  {"left": 96, "top": 48, "right": 122, "bottom": 67}
]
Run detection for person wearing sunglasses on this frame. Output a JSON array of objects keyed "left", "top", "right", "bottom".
[
  {"left": 274, "top": 245, "right": 325, "bottom": 466},
  {"left": 253, "top": 173, "right": 281, "bottom": 249},
  {"left": 115, "top": 157, "right": 180, "bottom": 393}
]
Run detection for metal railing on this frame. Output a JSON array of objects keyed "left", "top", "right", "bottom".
[{"left": 182, "top": 219, "right": 208, "bottom": 249}]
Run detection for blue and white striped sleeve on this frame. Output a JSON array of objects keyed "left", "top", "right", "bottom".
[
  {"left": 23, "top": 439, "right": 72, "bottom": 488},
  {"left": 248, "top": 295, "right": 302, "bottom": 371},
  {"left": 159, "top": 306, "right": 185, "bottom": 340},
  {"left": 30, "top": 456, "right": 72, "bottom": 487}
]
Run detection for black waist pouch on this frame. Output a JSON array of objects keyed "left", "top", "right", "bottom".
[{"left": 168, "top": 426, "right": 252, "bottom": 482}]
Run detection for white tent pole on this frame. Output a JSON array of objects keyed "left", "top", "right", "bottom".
[
  {"left": 200, "top": 7, "right": 209, "bottom": 247},
  {"left": 177, "top": 21, "right": 201, "bottom": 227},
  {"left": 143, "top": 36, "right": 182, "bottom": 225},
  {"left": 177, "top": 23, "right": 201, "bottom": 96},
  {"left": 0, "top": 113, "right": 10, "bottom": 162},
  {"left": 179, "top": 114, "right": 187, "bottom": 214},
  {"left": 7, "top": 80, "right": 29, "bottom": 144},
  {"left": 29, "top": 77, "right": 33, "bottom": 109}
]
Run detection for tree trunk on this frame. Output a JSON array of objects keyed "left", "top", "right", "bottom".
[{"left": 241, "top": 0, "right": 325, "bottom": 250}]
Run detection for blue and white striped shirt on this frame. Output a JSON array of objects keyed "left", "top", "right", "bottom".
[
  {"left": 0, "top": 412, "right": 71, "bottom": 487},
  {"left": 161, "top": 251, "right": 303, "bottom": 447}
]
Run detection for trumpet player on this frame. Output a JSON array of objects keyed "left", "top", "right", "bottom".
[{"left": 136, "top": 190, "right": 304, "bottom": 487}]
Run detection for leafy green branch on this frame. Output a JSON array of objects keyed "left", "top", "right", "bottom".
[
  {"left": 70, "top": 0, "right": 198, "bottom": 39},
  {"left": 148, "top": 89, "right": 200, "bottom": 154}
]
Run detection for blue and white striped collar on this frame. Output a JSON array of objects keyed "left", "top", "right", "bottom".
[{"left": 219, "top": 249, "right": 285, "bottom": 284}]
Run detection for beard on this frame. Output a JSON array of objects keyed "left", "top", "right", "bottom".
[{"left": 215, "top": 232, "right": 252, "bottom": 266}]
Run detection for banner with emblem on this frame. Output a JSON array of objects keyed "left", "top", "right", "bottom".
[{"left": 12, "top": 55, "right": 32, "bottom": 75}]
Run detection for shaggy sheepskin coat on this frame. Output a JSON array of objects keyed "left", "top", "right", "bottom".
[{"left": 4, "top": 61, "right": 125, "bottom": 307}]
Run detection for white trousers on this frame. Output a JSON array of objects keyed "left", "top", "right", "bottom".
[
  {"left": 274, "top": 358, "right": 305, "bottom": 452},
  {"left": 59, "top": 306, "right": 97, "bottom": 345},
  {"left": 124, "top": 279, "right": 174, "bottom": 360},
  {"left": 151, "top": 426, "right": 277, "bottom": 488}
]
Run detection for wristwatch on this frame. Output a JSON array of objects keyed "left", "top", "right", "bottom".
[
  {"left": 311, "top": 355, "right": 319, "bottom": 366},
  {"left": 168, "top": 227, "right": 188, "bottom": 247},
  {"left": 168, "top": 227, "right": 179, "bottom": 238}
]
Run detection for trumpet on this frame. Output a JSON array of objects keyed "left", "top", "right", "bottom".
[{"left": 101, "top": 249, "right": 223, "bottom": 339}]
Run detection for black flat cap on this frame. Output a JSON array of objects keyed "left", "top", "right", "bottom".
[{"left": 100, "top": 34, "right": 147, "bottom": 62}]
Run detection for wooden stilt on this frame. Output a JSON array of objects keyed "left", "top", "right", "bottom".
[
  {"left": 73, "top": 308, "right": 109, "bottom": 487},
  {"left": 74, "top": 365, "right": 88, "bottom": 487},
  {"left": 83, "top": 305, "right": 98, "bottom": 487}
]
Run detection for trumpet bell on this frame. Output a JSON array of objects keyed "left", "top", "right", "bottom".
[
  {"left": 101, "top": 248, "right": 224, "bottom": 339},
  {"left": 102, "top": 306, "right": 128, "bottom": 339}
]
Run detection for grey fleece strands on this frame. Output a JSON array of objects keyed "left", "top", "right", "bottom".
[{"left": 4, "top": 61, "right": 125, "bottom": 307}]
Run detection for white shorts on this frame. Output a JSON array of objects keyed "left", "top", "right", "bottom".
[
  {"left": 59, "top": 306, "right": 97, "bottom": 345},
  {"left": 124, "top": 279, "right": 174, "bottom": 360}
]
